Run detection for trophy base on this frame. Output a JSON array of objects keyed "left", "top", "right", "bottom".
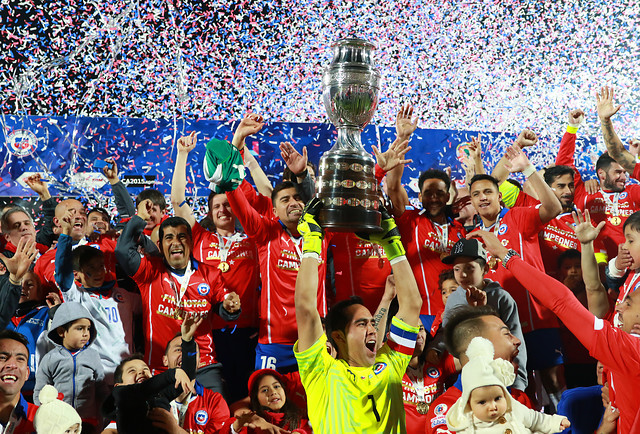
[
  {"left": 316, "top": 151, "right": 382, "bottom": 233},
  {"left": 319, "top": 207, "right": 382, "bottom": 233}
]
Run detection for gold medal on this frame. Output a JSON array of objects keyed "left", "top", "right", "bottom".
[
  {"left": 218, "top": 261, "right": 230, "bottom": 273},
  {"left": 416, "top": 401, "right": 429, "bottom": 414},
  {"left": 378, "top": 257, "right": 385, "bottom": 269},
  {"left": 488, "top": 256, "right": 498, "bottom": 269},
  {"left": 174, "top": 307, "right": 184, "bottom": 321},
  {"left": 610, "top": 216, "right": 622, "bottom": 226}
]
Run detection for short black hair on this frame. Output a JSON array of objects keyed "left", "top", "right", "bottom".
[
  {"left": 624, "top": 211, "right": 640, "bottom": 234},
  {"left": 164, "top": 332, "right": 182, "bottom": 355},
  {"left": 469, "top": 174, "right": 500, "bottom": 191},
  {"left": 325, "top": 296, "right": 364, "bottom": 351},
  {"left": 158, "top": 216, "right": 192, "bottom": 242},
  {"left": 505, "top": 178, "right": 523, "bottom": 192},
  {"left": 595, "top": 152, "right": 617, "bottom": 174},
  {"left": 0, "top": 330, "right": 30, "bottom": 357},
  {"left": 418, "top": 169, "right": 451, "bottom": 193},
  {"left": 114, "top": 353, "right": 146, "bottom": 384},
  {"left": 271, "top": 181, "right": 300, "bottom": 203},
  {"left": 72, "top": 245, "right": 104, "bottom": 272},
  {"left": 136, "top": 189, "right": 167, "bottom": 210},
  {"left": 87, "top": 207, "right": 110, "bottom": 223},
  {"left": 544, "top": 165, "right": 575, "bottom": 186},
  {"left": 557, "top": 248, "right": 581, "bottom": 271},
  {"left": 444, "top": 305, "right": 498, "bottom": 359}
]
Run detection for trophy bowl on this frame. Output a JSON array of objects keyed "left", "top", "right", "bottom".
[{"left": 317, "top": 38, "right": 382, "bottom": 232}]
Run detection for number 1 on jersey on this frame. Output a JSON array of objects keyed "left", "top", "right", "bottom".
[{"left": 367, "top": 395, "right": 381, "bottom": 422}]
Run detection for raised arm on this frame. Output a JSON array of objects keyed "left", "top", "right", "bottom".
[
  {"left": 280, "top": 141, "right": 314, "bottom": 201},
  {"left": 0, "top": 238, "right": 37, "bottom": 329},
  {"left": 170, "top": 132, "right": 198, "bottom": 227},
  {"left": 596, "top": 86, "right": 635, "bottom": 174},
  {"left": 54, "top": 210, "right": 78, "bottom": 292},
  {"left": 504, "top": 138, "right": 562, "bottom": 223},
  {"left": 356, "top": 206, "right": 421, "bottom": 326},
  {"left": 373, "top": 275, "right": 397, "bottom": 349},
  {"left": 573, "top": 210, "right": 610, "bottom": 318},
  {"left": 295, "top": 198, "right": 326, "bottom": 352},
  {"left": 232, "top": 113, "right": 273, "bottom": 197},
  {"left": 24, "top": 174, "right": 57, "bottom": 247},
  {"left": 102, "top": 157, "right": 137, "bottom": 231},
  {"left": 114, "top": 200, "right": 151, "bottom": 276}
]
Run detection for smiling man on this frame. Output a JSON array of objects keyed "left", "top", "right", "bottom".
[
  {"left": 226, "top": 179, "right": 330, "bottom": 376},
  {"left": 294, "top": 200, "right": 422, "bottom": 433},
  {"left": 115, "top": 199, "right": 241, "bottom": 394},
  {"left": 0, "top": 330, "right": 37, "bottom": 433},
  {"left": 171, "top": 133, "right": 261, "bottom": 402}
]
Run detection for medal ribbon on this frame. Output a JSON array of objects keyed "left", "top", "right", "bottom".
[
  {"left": 601, "top": 191, "right": 621, "bottom": 217},
  {"left": 170, "top": 262, "right": 196, "bottom": 308},
  {"left": 284, "top": 228, "right": 304, "bottom": 261},
  {"left": 216, "top": 231, "right": 244, "bottom": 263}
]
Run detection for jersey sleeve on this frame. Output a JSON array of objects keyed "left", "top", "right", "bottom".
[
  {"left": 511, "top": 205, "right": 545, "bottom": 237},
  {"left": 382, "top": 317, "right": 419, "bottom": 374},
  {"left": 633, "top": 162, "right": 640, "bottom": 181},
  {"left": 226, "top": 188, "right": 271, "bottom": 244}
]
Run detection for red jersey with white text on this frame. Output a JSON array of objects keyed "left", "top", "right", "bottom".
[
  {"left": 403, "top": 355, "right": 457, "bottom": 434},
  {"left": 191, "top": 222, "right": 260, "bottom": 329},
  {"left": 132, "top": 256, "right": 228, "bottom": 373},
  {"left": 473, "top": 207, "right": 558, "bottom": 333},
  {"left": 227, "top": 188, "right": 329, "bottom": 345},
  {"left": 329, "top": 233, "right": 391, "bottom": 313},
  {"left": 397, "top": 209, "right": 466, "bottom": 315},
  {"left": 176, "top": 386, "right": 230, "bottom": 434},
  {"left": 556, "top": 130, "right": 640, "bottom": 259}
]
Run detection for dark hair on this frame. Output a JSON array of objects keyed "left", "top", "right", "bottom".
[
  {"left": 72, "top": 245, "right": 104, "bottom": 272},
  {"left": 0, "top": 330, "right": 29, "bottom": 357},
  {"left": 595, "top": 153, "right": 617, "bottom": 174},
  {"left": 624, "top": 211, "right": 640, "bottom": 234},
  {"left": 136, "top": 189, "right": 167, "bottom": 210},
  {"left": 418, "top": 169, "right": 451, "bottom": 193},
  {"left": 0, "top": 206, "right": 32, "bottom": 233},
  {"left": 438, "top": 269, "right": 456, "bottom": 289},
  {"left": 164, "top": 332, "right": 182, "bottom": 355},
  {"left": 158, "top": 217, "right": 192, "bottom": 242},
  {"left": 325, "top": 296, "right": 364, "bottom": 351},
  {"left": 444, "top": 305, "right": 498, "bottom": 359},
  {"left": 114, "top": 353, "right": 146, "bottom": 384},
  {"left": 271, "top": 181, "right": 300, "bottom": 203},
  {"left": 557, "top": 248, "right": 581, "bottom": 270},
  {"left": 249, "top": 371, "right": 302, "bottom": 429},
  {"left": 469, "top": 174, "right": 500, "bottom": 191},
  {"left": 543, "top": 165, "right": 575, "bottom": 186},
  {"left": 283, "top": 161, "right": 317, "bottom": 183}
]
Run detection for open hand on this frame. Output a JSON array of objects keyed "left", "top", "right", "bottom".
[
  {"left": 176, "top": 132, "right": 198, "bottom": 154},
  {"left": 596, "top": 86, "right": 622, "bottom": 121},
  {"left": 372, "top": 138, "right": 412, "bottom": 172},
  {"left": 280, "top": 141, "right": 308, "bottom": 175},
  {"left": 396, "top": 103, "right": 418, "bottom": 139},
  {"left": 572, "top": 209, "right": 605, "bottom": 244}
]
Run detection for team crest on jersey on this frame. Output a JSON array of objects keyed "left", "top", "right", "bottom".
[
  {"left": 620, "top": 192, "right": 628, "bottom": 200},
  {"left": 197, "top": 283, "right": 210, "bottom": 296},
  {"left": 426, "top": 367, "right": 440, "bottom": 378},
  {"left": 498, "top": 224, "right": 508, "bottom": 235},
  {"left": 434, "top": 403, "right": 448, "bottom": 416},
  {"left": 373, "top": 362, "right": 387, "bottom": 375},
  {"left": 114, "top": 293, "right": 125, "bottom": 303},
  {"left": 195, "top": 410, "right": 209, "bottom": 425}
]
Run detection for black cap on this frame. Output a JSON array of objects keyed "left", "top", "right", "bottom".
[{"left": 441, "top": 238, "right": 487, "bottom": 264}]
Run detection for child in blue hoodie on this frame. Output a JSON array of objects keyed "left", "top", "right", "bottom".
[{"left": 34, "top": 302, "right": 107, "bottom": 433}]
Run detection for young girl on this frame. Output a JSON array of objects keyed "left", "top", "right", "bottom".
[
  {"left": 226, "top": 369, "right": 311, "bottom": 433},
  {"left": 446, "top": 337, "right": 570, "bottom": 433}
]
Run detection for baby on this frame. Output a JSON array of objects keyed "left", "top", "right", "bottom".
[{"left": 446, "top": 337, "right": 570, "bottom": 433}]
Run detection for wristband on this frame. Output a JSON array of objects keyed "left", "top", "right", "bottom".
[
  {"left": 566, "top": 125, "right": 579, "bottom": 134},
  {"left": 374, "top": 164, "right": 387, "bottom": 185},
  {"left": 382, "top": 239, "right": 406, "bottom": 263},
  {"left": 522, "top": 164, "right": 536, "bottom": 178},
  {"left": 302, "top": 251, "right": 321, "bottom": 261},
  {"left": 8, "top": 277, "right": 21, "bottom": 286},
  {"left": 295, "top": 168, "right": 309, "bottom": 179}
]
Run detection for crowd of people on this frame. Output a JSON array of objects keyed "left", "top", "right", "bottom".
[{"left": 0, "top": 86, "right": 638, "bottom": 433}]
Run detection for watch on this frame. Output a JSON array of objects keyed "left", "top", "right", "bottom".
[{"left": 501, "top": 249, "right": 521, "bottom": 269}]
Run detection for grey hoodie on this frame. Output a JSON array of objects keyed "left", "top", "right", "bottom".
[{"left": 34, "top": 302, "right": 107, "bottom": 422}]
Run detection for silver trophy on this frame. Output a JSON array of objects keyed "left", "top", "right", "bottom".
[{"left": 317, "top": 38, "right": 382, "bottom": 232}]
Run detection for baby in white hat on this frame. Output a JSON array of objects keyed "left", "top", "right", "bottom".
[
  {"left": 33, "top": 385, "right": 82, "bottom": 434},
  {"left": 446, "top": 337, "right": 570, "bottom": 433}
]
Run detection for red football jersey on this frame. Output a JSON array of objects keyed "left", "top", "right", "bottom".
[
  {"left": 191, "top": 222, "right": 260, "bottom": 329},
  {"left": 179, "top": 386, "right": 230, "bottom": 434},
  {"left": 556, "top": 130, "right": 640, "bottom": 259},
  {"left": 403, "top": 355, "right": 457, "bottom": 434},
  {"left": 473, "top": 207, "right": 558, "bottom": 333},
  {"left": 397, "top": 210, "right": 466, "bottom": 316},
  {"left": 133, "top": 256, "right": 228, "bottom": 373},
  {"left": 227, "top": 188, "right": 328, "bottom": 345},
  {"left": 329, "top": 233, "right": 391, "bottom": 314}
]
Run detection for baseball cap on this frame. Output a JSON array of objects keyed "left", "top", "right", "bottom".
[{"left": 441, "top": 238, "right": 487, "bottom": 264}]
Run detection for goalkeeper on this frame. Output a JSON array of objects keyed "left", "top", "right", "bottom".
[{"left": 294, "top": 199, "right": 423, "bottom": 433}]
